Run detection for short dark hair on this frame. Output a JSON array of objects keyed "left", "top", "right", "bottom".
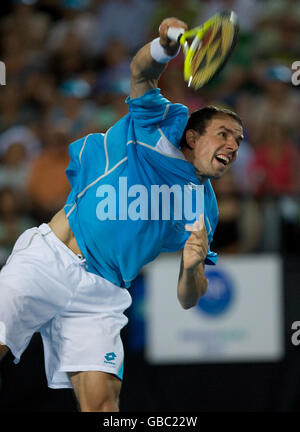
[{"left": 180, "top": 105, "right": 243, "bottom": 149}]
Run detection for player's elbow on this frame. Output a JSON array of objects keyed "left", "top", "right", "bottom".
[
  {"left": 178, "top": 280, "right": 208, "bottom": 310},
  {"left": 180, "top": 300, "right": 196, "bottom": 310},
  {"left": 178, "top": 293, "right": 201, "bottom": 310}
]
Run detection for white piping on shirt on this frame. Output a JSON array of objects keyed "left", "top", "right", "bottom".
[
  {"left": 206, "top": 216, "right": 212, "bottom": 236},
  {"left": 66, "top": 156, "right": 128, "bottom": 218},
  {"left": 77, "top": 155, "right": 127, "bottom": 199},
  {"left": 79, "top": 133, "right": 93, "bottom": 164},
  {"left": 66, "top": 203, "right": 77, "bottom": 218},
  {"left": 161, "top": 104, "right": 170, "bottom": 121},
  {"left": 104, "top": 127, "right": 112, "bottom": 174}
]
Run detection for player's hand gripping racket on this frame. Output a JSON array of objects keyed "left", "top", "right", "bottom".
[{"left": 167, "top": 11, "right": 239, "bottom": 89}]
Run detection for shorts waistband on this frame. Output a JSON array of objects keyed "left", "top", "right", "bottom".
[{"left": 38, "top": 223, "right": 86, "bottom": 264}]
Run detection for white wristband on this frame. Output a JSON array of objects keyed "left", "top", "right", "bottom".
[{"left": 150, "top": 37, "right": 180, "bottom": 64}]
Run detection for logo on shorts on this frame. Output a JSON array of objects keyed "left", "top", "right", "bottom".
[{"left": 104, "top": 352, "right": 117, "bottom": 365}]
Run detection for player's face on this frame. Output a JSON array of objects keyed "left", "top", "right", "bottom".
[{"left": 189, "top": 115, "right": 243, "bottom": 182}]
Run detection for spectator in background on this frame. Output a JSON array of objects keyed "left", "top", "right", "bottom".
[
  {"left": 256, "top": 0, "right": 300, "bottom": 60},
  {"left": 89, "top": 76, "right": 131, "bottom": 132},
  {"left": 47, "top": 79, "right": 96, "bottom": 139},
  {"left": 0, "top": 125, "right": 41, "bottom": 161},
  {"left": 0, "top": 29, "right": 28, "bottom": 82},
  {"left": 89, "top": 0, "right": 154, "bottom": 56},
  {"left": 22, "top": 68, "right": 58, "bottom": 118},
  {"left": 249, "top": 65, "right": 300, "bottom": 147},
  {"left": 0, "top": 0, "right": 51, "bottom": 82},
  {"left": 88, "top": 39, "right": 131, "bottom": 131},
  {"left": 95, "top": 38, "right": 131, "bottom": 89},
  {"left": 46, "top": 0, "right": 100, "bottom": 83},
  {"left": 47, "top": 0, "right": 96, "bottom": 58},
  {"left": 0, "top": 83, "right": 27, "bottom": 133},
  {"left": 248, "top": 119, "right": 300, "bottom": 196},
  {"left": 1, "top": 0, "right": 50, "bottom": 52},
  {"left": 158, "top": 66, "right": 206, "bottom": 113},
  {"left": 0, "top": 140, "right": 32, "bottom": 193},
  {"left": 48, "top": 25, "right": 89, "bottom": 81},
  {"left": 0, "top": 187, "right": 34, "bottom": 266},
  {"left": 212, "top": 171, "right": 261, "bottom": 254},
  {"left": 198, "top": 0, "right": 259, "bottom": 65},
  {"left": 200, "top": 0, "right": 259, "bottom": 34},
  {"left": 149, "top": 0, "right": 199, "bottom": 38},
  {"left": 26, "top": 124, "right": 71, "bottom": 223},
  {"left": 230, "top": 135, "right": 255, "bottom": 194}
]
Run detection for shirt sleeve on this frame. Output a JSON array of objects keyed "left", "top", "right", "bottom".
[
  {"left": 205, "top": 216, "right": 219, "bottom": 266},
  {"left": 126, "top": 88, "right": 189, "bottom": 148},
  {"left": 205, "top": 248, "right": 218, "bottom": 265}
]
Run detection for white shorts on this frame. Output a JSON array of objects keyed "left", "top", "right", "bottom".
[{"left": 0, "top": 223, "right": 132, "bottom": 389}]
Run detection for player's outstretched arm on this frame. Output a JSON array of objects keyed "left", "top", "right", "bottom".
[
  {"left": 129, "top": 17, "right": 187, "bottom": 99},
  {"left": 177, "top": 215, "right": 209, "bottom": 309}
]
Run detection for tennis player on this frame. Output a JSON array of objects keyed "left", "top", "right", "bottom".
[{"left": 0, "top": 18, "right": 243, "bottom": 411}]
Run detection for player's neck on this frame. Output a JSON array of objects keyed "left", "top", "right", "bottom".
[
  {"left": 181, "top": 147, "right": 208, "bottom": 184},
  {"left": 196, "top": 173, "right": 208, "bottom": 185}
]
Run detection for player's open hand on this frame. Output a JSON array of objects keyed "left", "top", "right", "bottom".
[
  {"left": 159, "top": 17, "right": 188, "bottom": 54},
  {"left": 183, "top": 215, "right": 208, "bottom": 270}
]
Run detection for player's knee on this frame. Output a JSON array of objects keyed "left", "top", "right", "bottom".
[
  {"left": 80, "top": 394, "right": 119, "bottom": 412},
  {"left": 0, "top": 343, "right": 9, "bottom": 361},
  {"left": 70, "top": 370, "right": 121, "bottom": 412}
]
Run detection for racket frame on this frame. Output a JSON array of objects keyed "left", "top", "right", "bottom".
[{"left": 168, "top": 11, "right": 239, "bottom": 89}]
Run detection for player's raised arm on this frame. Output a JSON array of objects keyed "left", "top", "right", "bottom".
[{"left": 129, "top": 17, "right": 187, "bottom": 99}]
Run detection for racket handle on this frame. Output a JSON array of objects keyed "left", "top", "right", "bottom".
[{"left": 167, "top": 27, "right": 185, "bottom": 42}]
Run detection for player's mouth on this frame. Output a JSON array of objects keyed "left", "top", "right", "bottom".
[{"left": 214, "top": 154, "right": 231, "bottom": 167}]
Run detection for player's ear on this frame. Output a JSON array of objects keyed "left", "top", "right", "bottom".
[{"left": 185, "top": 129, "right": 198, "bottom": 149}]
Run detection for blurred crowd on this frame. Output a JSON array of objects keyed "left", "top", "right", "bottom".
[{"left": 0, "top": 0, "right": 300, "bottom": 265}]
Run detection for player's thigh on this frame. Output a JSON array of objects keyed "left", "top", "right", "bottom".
[{"left": 68, "top": 370, "right": 121, "bottom": 412}]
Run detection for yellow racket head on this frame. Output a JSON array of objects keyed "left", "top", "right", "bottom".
[{"left": 185, "top": 11, "right": 239, "bottom": 90}]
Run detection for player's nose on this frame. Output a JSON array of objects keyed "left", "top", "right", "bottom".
[{"left": 226, "top": 136, "right": 239, "bottom": 152}]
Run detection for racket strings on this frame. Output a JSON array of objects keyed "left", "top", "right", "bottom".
[{"left": 188, "top": 18, "right": 235, "bottom": 89}]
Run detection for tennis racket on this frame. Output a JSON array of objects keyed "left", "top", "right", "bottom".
[{"left": 167, "top": 11, "right": 239, "bottom": 89}]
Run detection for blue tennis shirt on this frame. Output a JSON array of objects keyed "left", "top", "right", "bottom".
[{"left": 64, "top": 89, "right": 218, "bottom": 288}]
